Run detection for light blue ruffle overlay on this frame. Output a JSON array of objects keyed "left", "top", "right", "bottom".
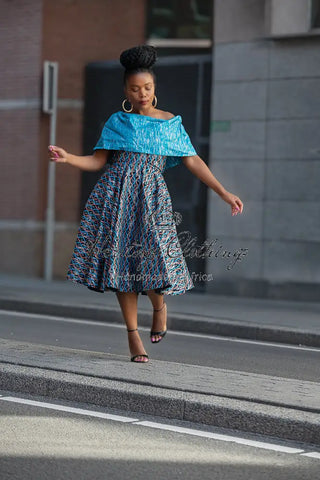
[{"left": 92, "top": 111, "right": 197, "bottom": 170}]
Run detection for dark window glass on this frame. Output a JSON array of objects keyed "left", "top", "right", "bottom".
[
  {"left": 312, "top": 0, "right": 320, "bottom": 28},
  {"left": 147, "top": 0, "right": 212, "bottom": 39}
]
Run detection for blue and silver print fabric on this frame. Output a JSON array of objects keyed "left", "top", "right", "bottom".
[
  {"left": 66, "top": 149, "right": 194, "bottom": 296},
  {"left": 92, "top": 111, "right": 197, "bottom": 170}
]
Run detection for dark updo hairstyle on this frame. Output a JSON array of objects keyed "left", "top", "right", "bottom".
[{"left": 120, "top": 44, "right": 157, "bottom": 88}]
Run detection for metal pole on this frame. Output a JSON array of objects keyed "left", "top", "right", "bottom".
[{"left": 43, "top": 61, "right": 58, "bottom": 281}]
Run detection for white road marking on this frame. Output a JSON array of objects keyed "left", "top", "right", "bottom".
[
  {"left": 1, "top": 394, "right": 319, "bottom": 459},
  {"left": 0, "top": 396, "right": 138, "bottom": 422},
  {"left": 134, "top": 421, "right": 304, "bottom": 453},
  {"left": 1, "top": 308, "right": 320, "bottom": 353},
  {"left": 300, "top": 452, "right": 320, "bottom": 459}
]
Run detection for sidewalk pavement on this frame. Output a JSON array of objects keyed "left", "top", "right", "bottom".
[
  {"left": 1, "top": 273, "right": 320, "bottom": 346},
  {"left": 0, "top": 272, "right": 319, "bottom": 445}
]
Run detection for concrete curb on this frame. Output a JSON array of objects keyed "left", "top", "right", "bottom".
[
  {"left": 0, "top": 362, "right": 319, "bottom": 446},
  {"left": 1, "top": 297, "right": 320, "bottom": 347}
]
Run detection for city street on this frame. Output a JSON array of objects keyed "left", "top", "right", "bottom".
[
  {"left": 3, "top": 0, "right": 320, "bottom": 478},
  {"left": 0, "top": 309, "right": 320, "bottom": 381},
  {"left": 0, "top": 391, "right": 319, "bottom": 480},
  {"left": 0, "top": 286, "right": 320, "bottom": 478}
]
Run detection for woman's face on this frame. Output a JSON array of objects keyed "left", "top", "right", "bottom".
[{"left": 124, "top": 72, "right": 155, "bottom": 111}]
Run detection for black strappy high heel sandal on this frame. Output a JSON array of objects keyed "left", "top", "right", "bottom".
[
  {"left": 150, "top": 302, "right": 167, "bottom": 344},
  {"left": 127, "top": 328, "right": 149, "bottom": 362}
]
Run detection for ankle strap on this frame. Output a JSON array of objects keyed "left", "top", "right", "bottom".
[
  {"left": 154, "top": 302, "right": 166, "bottom": 312},
  {"left": 127, "top": 328, "right": 138, "bottom": 332}
]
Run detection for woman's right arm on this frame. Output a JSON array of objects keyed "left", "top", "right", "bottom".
[{"left": 48, "top": 145, "right": 109, "bottom": 171}]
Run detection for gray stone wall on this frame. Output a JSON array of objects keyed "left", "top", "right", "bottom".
[{"left": 206, "top": 0, "right": 320, "bottom": 300}]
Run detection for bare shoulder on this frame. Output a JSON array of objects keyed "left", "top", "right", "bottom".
[
  {"left": 155, "top": 109, "right": 175, "bottom": 120},
  {"left": 164, "top": 112, "right": 175, "bottom": 120}
]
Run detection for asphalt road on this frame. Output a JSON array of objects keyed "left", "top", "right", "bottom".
[
  {"left": 0, "top": 309, "right": 320, "bottom": 381},
  {"left": 0, "top": 391, "right": 319, "bottom": 480}
]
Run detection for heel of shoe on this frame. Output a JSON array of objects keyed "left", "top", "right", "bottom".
[
  {"left": 150, "top": 303, "right": 167, "bottom": 343},
  {"left": 127, "top": 328, "right": 149, "bottom": 362}
]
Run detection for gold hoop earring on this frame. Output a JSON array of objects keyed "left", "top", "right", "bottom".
[
  {"left": 152, "top": 95, "right": 157, "bottom": 108},
  {"left": 122, "top": 98, "right": 133, "bottom": 113}
]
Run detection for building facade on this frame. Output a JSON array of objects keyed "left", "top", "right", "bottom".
[
  {"left": 207, "top": 0, "right": 320, "bottom": 300},
  {"left": 1, "top": 0, "right": 319, "bottom": 301},
  {"left": 0, "top": 0, "right": 146, "bottom": 277}
]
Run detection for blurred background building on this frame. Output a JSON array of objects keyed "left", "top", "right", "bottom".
[{"left": 1, "top": 0, "right": 319, "bottom": 301}]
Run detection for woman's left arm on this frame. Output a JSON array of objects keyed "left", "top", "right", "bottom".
[{"left": 182, "top": 155, "right": 244, "bottom": 216}]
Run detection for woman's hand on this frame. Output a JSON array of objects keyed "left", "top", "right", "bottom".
[
  {"left": 219, "top": 190, "right": 244, "bottom": 216},
  {"left": 48, "top": 145, "right": 68, "bottom": 163}
]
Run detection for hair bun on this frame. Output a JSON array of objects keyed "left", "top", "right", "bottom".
[{"left": 120, "top": 45, "right": 157, "bottom": 70}]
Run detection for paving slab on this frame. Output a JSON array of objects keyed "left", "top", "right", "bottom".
[
  {"left": 0, "top": 338, "right": 319, "bottom": 445},
  {"left": 1, "top": 274, "right": 320, "bottom": 346}
]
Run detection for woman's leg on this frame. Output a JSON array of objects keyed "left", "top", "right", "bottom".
[
  {"left": 146, "top": 290, "right": 167, "bottom": 342},
  {"left": 116, "top": 291, "right": 148, "bottom": 362}
]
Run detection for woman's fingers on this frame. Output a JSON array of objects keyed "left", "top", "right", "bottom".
[
  {"left": 221, "top": 191, "right": 244, "bottom": 215},
  {"left": 48, "top": 145, "right": 58, "bottom": 161},
  {"left": 48, "top": 145, "right": 67, "bottom": 163},
  {"left": 235, "top": 198, "right": 243, "bottom": 213},
  {"left": 231, "top": 197, "right": 243, "bottom": 215}
]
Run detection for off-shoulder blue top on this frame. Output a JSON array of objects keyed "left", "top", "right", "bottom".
[{"left": 92, "top": 111, "right": 197, "bottom": 170}]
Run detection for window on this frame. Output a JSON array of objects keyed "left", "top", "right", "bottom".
[
  {"left": 311, "top": 0, "right": 320, "bottom": 28},
  {"left": 266, "top": 0, "right": 320, "bottom": 37},
  {"left": 147, "top": 0, "right": 212, "bottom": 41}
]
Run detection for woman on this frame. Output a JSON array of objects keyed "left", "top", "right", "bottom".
[{"left": 48, "top": 45, "right": 243, "bottom": 364}]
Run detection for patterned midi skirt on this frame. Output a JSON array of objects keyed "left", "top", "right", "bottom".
[{"left": 66, "top": 149, "right": 194, "bottom": 296}]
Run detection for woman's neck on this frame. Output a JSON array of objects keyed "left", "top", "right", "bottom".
[{"left": 131, "top": 106, "right": 157, "bottom": 116}]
